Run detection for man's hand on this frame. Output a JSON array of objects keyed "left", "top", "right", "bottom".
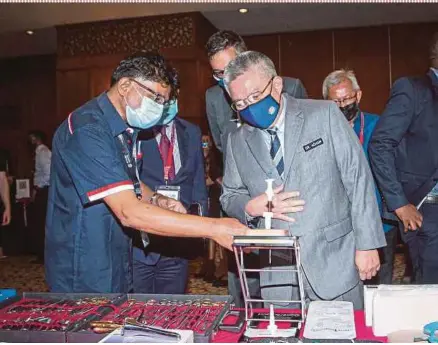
[
  {"left": 215, "top": 177, "right": 223, "bottom": 186},
  {"left": 245, "top": 185, "right": 305, "bottom": 222},
  {"left": 395, "top": 204, "right": 423, "bottom": 232},
  {"left": 355, "top": 249, "right": 380, "bottom": 280},
  {"left": 155, "top": 195, "right": 187, "bottom": 214},
  {"left": 2, "top": 207, "right": 11, "bottom": 226},
  {"left": 212, "top": 218, "right": 248, "bottom": 251}
]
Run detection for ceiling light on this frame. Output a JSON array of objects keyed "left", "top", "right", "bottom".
[
  {"left": 26, "top": 30, "right": 34, "bottom": 35},
  {"left": 239, "top": 8, "right": 248, "bottom": 14}
]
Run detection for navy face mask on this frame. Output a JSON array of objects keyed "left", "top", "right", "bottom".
[{"left": 239, "top": 95, "right": 280, "bottom": 129}]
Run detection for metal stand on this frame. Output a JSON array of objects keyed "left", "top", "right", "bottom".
[{"left": 233, "top": 234, "right": 306, "bottom": 337}]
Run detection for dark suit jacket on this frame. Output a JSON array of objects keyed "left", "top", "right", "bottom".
[
  {"left": 133, "top": 117, "right": 208, "bottom": 260},
  {"left": 205, "top": 77, "right": 308, "bottom": 164},
  {"left": 369, "top": 69, "right": 438, "bottom": 212}
]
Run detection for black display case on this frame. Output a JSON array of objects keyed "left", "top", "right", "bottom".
[
  {"left": 68, "top": 293, "right": 232, "bottom": 343},
  {"left": 0, "top": 292, "right": 232, "bottom": 343}
]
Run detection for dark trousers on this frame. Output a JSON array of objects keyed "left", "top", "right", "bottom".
[
  {"left": 133, "top": 255, "right": 189, "bottom": 294},
  {"left": 32, "top": 187, "right": 48, "bottom": 261},
  {"left": 377, "top": 227, "right": 397, "bottom": 284},
  {"left": 402, "top": 203, "right": 438, "bottom": 284}
]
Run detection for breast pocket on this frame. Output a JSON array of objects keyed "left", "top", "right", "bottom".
[{"left": 322, "top": 217, "right": 353, "bottom": 243}]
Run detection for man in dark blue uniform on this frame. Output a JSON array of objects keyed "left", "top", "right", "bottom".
[{"left": 46, "top": 53, "right": 247, "bottom": 293}]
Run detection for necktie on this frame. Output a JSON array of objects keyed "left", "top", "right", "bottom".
[
  {"left": 267, "top": 128, "right": 284, "bottom": 179},
  {"left": 159, "top": 126, "right": 175, "bottom": 181}
]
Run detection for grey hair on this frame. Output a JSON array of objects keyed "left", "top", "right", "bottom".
[
  {"left": 322, "top": 69, "right": 360, "bottom": 100},
  {"left": 223, "top": 51, "right": 277, "bottom": 90}
]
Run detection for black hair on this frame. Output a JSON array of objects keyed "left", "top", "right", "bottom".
[
  {"left": 205, "top": 30, "right": 247, "bottom": 59},
  {"left": 28, "top": 130, "right": 47, "bottom": 143},
  {"left": 110, "top": 52, "right": 179, "bottom": 99}
]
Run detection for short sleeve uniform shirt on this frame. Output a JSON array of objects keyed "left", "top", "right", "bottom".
[{"left": 45, "top": 92, "right": 140, "bottom": 293}]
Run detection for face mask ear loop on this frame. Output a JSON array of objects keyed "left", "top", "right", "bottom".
[{"left": 125, "top": 83, "right": 144, "bottom": 110}]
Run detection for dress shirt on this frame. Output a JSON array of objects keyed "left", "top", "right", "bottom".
[
  {"left": 155, "top": 121, "right": 181, "bottom": 175},
  {"left": 34, "top": 144, "right": 51, "bottom": 187},
  {"left": 261, "top": 96, "right": 286, "bottom": 156},
  {"left": 245, "top": 96, "right": 286, "bottom": 226}
]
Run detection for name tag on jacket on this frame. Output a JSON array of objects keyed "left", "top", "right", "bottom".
[{"left": 303, "top": 138, "right": 324, "bottom": 152}]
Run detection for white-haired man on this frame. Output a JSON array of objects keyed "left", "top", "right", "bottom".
[
  {"left": 322, "top": 70, "right": 396, "bottom": 285},
  {"left": 221, "top": 52, "right": 386, "bottom": 309}
]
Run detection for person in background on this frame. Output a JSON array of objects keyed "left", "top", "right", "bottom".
[
  {"left": 0, "top": 148, "right": 11, "bottom": 259},
  {"left": 132, "top": 75, "right": 208, "bottom": 294},
  {"left": 369, "top": 33, "right": 438, "bottom": 284},
  {"left": 205, "top": 30, "right": 308, "bottom": 307},
  {"left": 195, "top": 134, "right": 228, "bottom": 287},
  {"left": 323, "top": 69, "right": 396, "bottom": 284},
  {"left": 28, "top": 130, "right": 51, "bottom": 264}
]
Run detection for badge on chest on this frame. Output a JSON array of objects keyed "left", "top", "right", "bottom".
[
  {"left": 156, "top": 185, "right": 181, "bottom": 200},
  {"left": 303, "top": 138, "right": 324, "bottom": 152}
]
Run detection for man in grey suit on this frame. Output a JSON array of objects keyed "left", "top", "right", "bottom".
[
  {"left": 205, "top": 30, "right": 308, "bottom": 307},
  {"left": 220, "top": 51, "right": 386, "bottom": 309}
]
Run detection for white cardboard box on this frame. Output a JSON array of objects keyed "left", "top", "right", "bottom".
[{"left": 371, "top": 285, "right": 438, "bottom": 336}]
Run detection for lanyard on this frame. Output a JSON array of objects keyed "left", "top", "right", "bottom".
[
  {"left": 359, "top": 112, "right": 365, "bottom": 145},
  {"left": 117, "top": 133, "right": 142, "bottom": 200},
  {"left": 157, "top": 124, "right": 176, "bottom": 183}
]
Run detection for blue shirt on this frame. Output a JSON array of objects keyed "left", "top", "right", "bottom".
[
  {"left": 353, "top": 111, "right": 393, "bottom": 233},
  {"left": 46, "top": 93, "right": 139, "bottom": 293}
]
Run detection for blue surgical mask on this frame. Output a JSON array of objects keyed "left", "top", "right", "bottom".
[
  {"left": 125, "top": 91, "right": 164, "bottom": 129},
  {"left": 239, "top": 95, "right": 280, "bottom": 129},
  {"left": 158, "top": 100, "right": 179, "bottom": 126},
  {"left": 213, "top": 75, "right": 225, "bottom": 89}
]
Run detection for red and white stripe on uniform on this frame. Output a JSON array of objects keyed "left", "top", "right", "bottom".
[
  {"left": 68, "top": 113, "right": 74, "bottom": 134},
  {"left": 87, "top": 180, "right": 134, "bottom": 202}
]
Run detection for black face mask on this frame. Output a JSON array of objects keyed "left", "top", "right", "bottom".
[{"left": 339, "top": 102, "right": 359, "bottom": 122}]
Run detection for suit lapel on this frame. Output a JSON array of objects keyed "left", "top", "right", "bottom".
[
  {"left": 283, "top": 96, "right": 304, "bottom": 180},
  {"left": 245, "top": 127, "right": 279, "bottom": 179},
  {"left": 173, "top": 119, "right": 188, "bottom": 182},
  {"left": 143, "top": 135, "right": 163, "bottom": 181}
]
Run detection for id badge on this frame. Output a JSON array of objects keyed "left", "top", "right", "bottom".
[{"left": 156, "top": 185, "right": 181, "bottom": 200}]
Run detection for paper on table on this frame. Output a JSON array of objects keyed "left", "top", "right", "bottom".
[{"left": 303, "top": 301, "right": 356, "bottom": 340}]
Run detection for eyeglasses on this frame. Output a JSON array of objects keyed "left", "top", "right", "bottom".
[
  {"left": 332, "top": 92, "right": 357, "bottom": 107},
  {"left": 212, "top": 69, "right": 225, "bottom": 79},
  {"left": 130, "top": 79, "right": 175, "bottom": 106},
  {"left": 231, "top": 78, "right": 274, "bottom": 112}
]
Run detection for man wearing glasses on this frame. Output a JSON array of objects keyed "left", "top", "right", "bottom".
[
  {"left": 205, "top": 30, "right": 307, "bottom": 308},
  {"left": 323, "top": 69, "right": 397, "bottom": 285},
  {"left": 220, "top": 51, "right": 386, "bottom": 309},
  {"left": 205, "top": 30, "right": 307, "bottom": 159},
  {"left": 46, "top": 53, "right": 247, "bottom": 293},
  {"left": 132, "top": 71, "right": 209, "bottom": 295}
]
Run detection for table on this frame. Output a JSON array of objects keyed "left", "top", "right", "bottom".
[{"left": 213, "top": 310, "right": 387, "bottom": 343}]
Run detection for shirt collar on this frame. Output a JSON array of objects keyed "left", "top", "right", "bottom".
[
  {"left": 352, "top": 110, "right": 362, "bottom": 132},
  {"left": 267, "top": 96, "right": 286, "bottom": 133},
  {"left": 97, "top": 92, "right": 130, "bottom": 137},
  {"left": 431, "top": 67, "right": 438, "bottom": 79}
]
